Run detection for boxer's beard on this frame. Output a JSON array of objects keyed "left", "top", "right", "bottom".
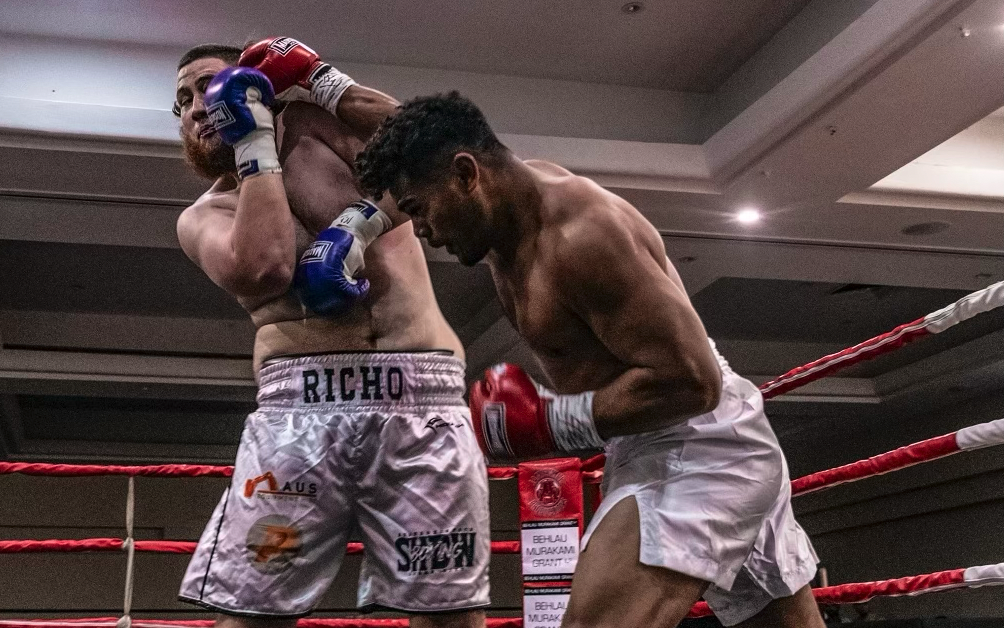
[{"left": 181, "top": 131, "right": 235, "bottom": 180}]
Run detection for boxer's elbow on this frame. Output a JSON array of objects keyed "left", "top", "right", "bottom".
[
  {"left": 654, "top": 357, "right": 721, "bottom": 417},
  {"left": 226, "top": 254, "right": 294, "bottom": 299},
  {"left": 689, "top": 365, "right": 721, "bottom": 415},
  {"left": 251, "top": 261, "right": 295, "bottom": 297}
]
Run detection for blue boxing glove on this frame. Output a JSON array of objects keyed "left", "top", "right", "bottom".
[
  {"left": 203, "top": 66, "right": 279, "bottom": 179},
  {"left": 294, "top": 200, "right": 393, "bottom": 316}
]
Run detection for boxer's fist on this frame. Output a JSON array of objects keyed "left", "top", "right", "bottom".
[
  {"left": 469, "top": 364, "right": 559, "bottom": 461},
  {"left": 294, "top": 227, "right": 368, "bottom": 316},
  {"left": 293, "top": 200, "right": 392, "bottom": 317},
  {"left": 203, "top": 67, "right": 280, "bottom": 178},
  {"left": 239, "top": 37, "right": 330, "bottom": 97},
  {"left": 204, "top": 67, "right": 275, "bottom": 145},
  {"left": 240, "top": 36, "right": 356, "bottom": 118}
]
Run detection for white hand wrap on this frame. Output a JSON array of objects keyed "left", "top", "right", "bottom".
[
  {"left": 309, "top": 65, "right": 357, "bottom": 120},
  {"left": 533, "top": 382, "right": 605, "bottom": 452},
  {"left": 234, "top": 90, "right": 280, "bottom": 179},
  {"left": 331, "top": 200, "right": 392, "bottom": 276}
]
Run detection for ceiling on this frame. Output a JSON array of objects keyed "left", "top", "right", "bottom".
[
  {"left": 1, "top": 3, "right": 1004, "bottom": 609},
  {"left": 1, "top": 0, "right": 820, "bottom": 91}
]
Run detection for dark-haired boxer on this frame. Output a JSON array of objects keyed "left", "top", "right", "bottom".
[
  {"left": 355, "top": 92, "right": 824, "bottom": 628},
  {"left": 173, "top": 41, "right": 488, "bottom": 628}
]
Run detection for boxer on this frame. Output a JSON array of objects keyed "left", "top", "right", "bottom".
[
  {"left": 355, "top": 92, "right": 825, "bottom": 628},
  {"left": 173, "top": 43, "right": 488, "bottom": 628}
]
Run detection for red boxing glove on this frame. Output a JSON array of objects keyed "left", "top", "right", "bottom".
[
  {"left": 239, "top": 37, "right": 330, "bottom": 96},
  {"left": 469, "top": 363, "right": 559, "bottom": 461}
]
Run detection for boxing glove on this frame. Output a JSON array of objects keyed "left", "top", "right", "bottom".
[
  {"left": 294, "top": 200, "right": 392, "bottom": 316},
  {"left": 469, "top": 363, "right": 605, "bottom": 461},
  {"left": 239, "top": 37, "right": 356, "bottom": 117},
  {"left": 203, "top": 66, "right": 279, "bottom": 179}
]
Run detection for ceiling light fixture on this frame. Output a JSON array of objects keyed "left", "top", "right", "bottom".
[
  {"left": 736, "top": 208, "right": 761, "bottom": 224},
  {"left": 621, "top": 2, "right": 644, "bottom": 14}
]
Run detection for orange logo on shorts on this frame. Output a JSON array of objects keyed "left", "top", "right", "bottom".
[
  {"left": 245, "top": 514, "right": 302, "bottom": 574},
  {"left": 254, "top": 525, "right": 299, "bottom": 562},
  {"left": 244, "top": 472, "right": 279, "bottom": 497}
]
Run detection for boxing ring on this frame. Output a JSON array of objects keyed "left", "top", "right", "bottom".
[{"left": 3, "top": 280, "right": 1004, "bottom": 627}]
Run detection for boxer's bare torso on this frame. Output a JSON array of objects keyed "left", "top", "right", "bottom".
[
  {"left": 487, "top": 160, "right": 695, "bottom": 396},
  {"left": 179, "top": 104, "right": 461, "bottom": 374}
]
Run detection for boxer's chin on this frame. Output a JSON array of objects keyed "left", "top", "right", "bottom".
[
  {"left": 456, "top": 243, "right": 489, "bottom": 267},
  {"left": 182, "top": 134, "right": 236, "bottom": 180}
]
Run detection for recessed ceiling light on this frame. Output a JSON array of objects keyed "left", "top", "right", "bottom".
[
  {"left": 736, "top": 208, "right": 761, "bottom": 224},
  {"left": 621, "top": 2, "right": 644, "bottom": 14}
]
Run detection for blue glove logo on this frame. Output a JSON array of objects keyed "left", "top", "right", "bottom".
[
  {"left": 299, "top": 241, "right": 332, "bottom": 264},
  {"left": 206, "top": 101, "right": 236, "bottom": 130}
]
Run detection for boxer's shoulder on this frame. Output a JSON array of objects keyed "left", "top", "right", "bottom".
[
  {"left": 277, "top": 101, "right": 362, "bottom": 160},
  {"left": 179, "top": 180, "right": 238, "bottom": 228},
  {"left": 176, "top": 180, "right": 240, "bottom": 262}
]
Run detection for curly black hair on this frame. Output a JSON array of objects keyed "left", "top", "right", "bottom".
[{"left": 355, "top": 91, "right": 507, "bottom": 201}]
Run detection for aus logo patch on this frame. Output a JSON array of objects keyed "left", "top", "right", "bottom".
[{"left": 300, "top": 241, "right": 332, "bottom": 263}]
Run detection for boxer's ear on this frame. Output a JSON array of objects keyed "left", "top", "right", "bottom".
[{"left": 451, "top": 152, "right": 479, "bottom": 193}]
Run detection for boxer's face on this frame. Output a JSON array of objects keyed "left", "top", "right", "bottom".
[
  {"left": 392, "top": 167, "right": 492, "bottom": 267},
  {"left": 176, "top": 57, "right": 235, "bottom": 179}
]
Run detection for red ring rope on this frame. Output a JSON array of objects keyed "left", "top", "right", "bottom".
[
  {"left": 5, "top": 415, "right": 1004, "bottom": 500},
  {"left": 0, "top": 559, "right": 998, "bottom": 627},
  {"left": 760, "top": 280, "right": 1004, "bottom": 399},
  {"left": 0, "top": 462, "right": 520, "bottom": 480},
  {"left": 0, "top": 621, "right": 524, "bottom": 628},
  {"left": 0, "top": 538, "right": 521, "bottom": 555}
]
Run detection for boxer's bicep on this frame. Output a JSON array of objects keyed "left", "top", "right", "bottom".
[
  {"left": 558, "top": 225, "right": 717, "bottom": 385},
  {"left": 176, "top": 204, "right": 251, "bottom": 294},
  {"left": 557, "top": 228, "right": 721, "bottom": 430}
]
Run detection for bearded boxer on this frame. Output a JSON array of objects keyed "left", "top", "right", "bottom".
[
  {"left": 355, "top": 92, "right": 824, "bottom": 628},
  {"left": 173, "top": 43, "right": 488, "bottom": 627}
]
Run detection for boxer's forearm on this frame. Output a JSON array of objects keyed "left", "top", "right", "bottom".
[
  {"left": 591, "top": 365, "right": 721, "bottom": 438},
  {"left": 336, "top": 85, "right": 400, "bottom": 140},
  {"left": 233, "top": 174, "right": 296, "bottom": 291}
]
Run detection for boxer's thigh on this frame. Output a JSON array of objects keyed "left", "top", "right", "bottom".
[{"left": 562, "top": 496, "right": 708, "bottom": 628}]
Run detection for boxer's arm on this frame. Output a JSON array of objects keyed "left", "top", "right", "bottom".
[
  {"left": 556, "top": 213, "right": 721, "bottom": 437},
  {"left": 239, "top": 38, "right": 399, "bottom": 143},
  {"left": 280, "top": 102, "right": 409, "bottom": 227},
  {"left": 176, "top": 180, "right": 296, "bottom": 299},
  {"left": 335, "top": 85, "right": 399, "bottom": 142}
]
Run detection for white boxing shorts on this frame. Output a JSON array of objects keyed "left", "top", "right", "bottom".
[
  {"left": 581, "top": 341, "right": 818, "bottom": 626},
  {"left": 178, "top": 351, "right": 490, "bottom": 616}
]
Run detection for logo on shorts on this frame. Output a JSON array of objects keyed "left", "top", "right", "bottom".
[
  {"left": 244, "top": 471, "right": 317, "bottom": 501},
  {"left": 529, "top": 469, "right": 567, "bottom": 517},
  {"left": 425, "top": 416, "right": 464, "bottom": 433},
  {"left": 245, "top": 514, "right": 302, "bottom": 574},
  {"left": 395, "top": 527, "right": 477, "bottom": 575},
  {"left": 301, "top": 366, "right": 405, "bottom": 403},
  {"left": 205, "top": 101, "right": 235, "bottom": 129}
]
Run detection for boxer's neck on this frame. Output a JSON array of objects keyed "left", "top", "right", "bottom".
[{"left": 487, "top": 156, "right": 542, "bottom": 268}]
